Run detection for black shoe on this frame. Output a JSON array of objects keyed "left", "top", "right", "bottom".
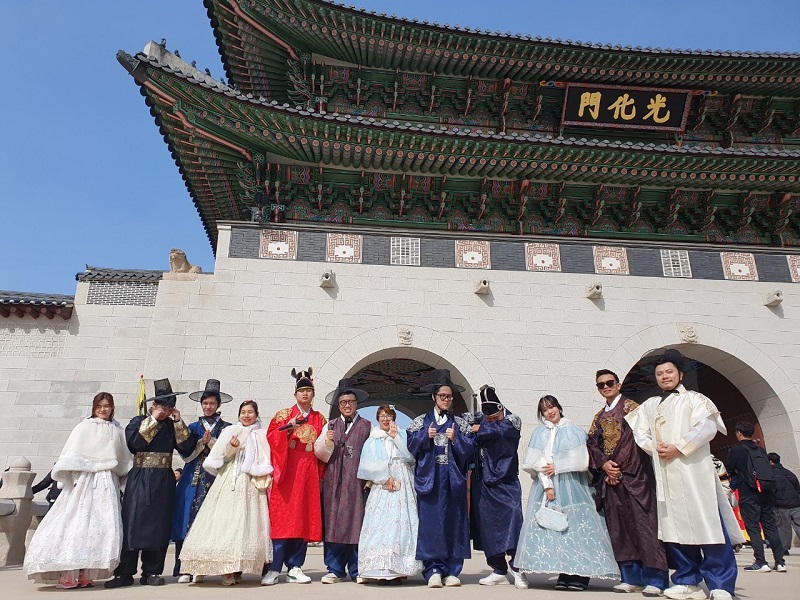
[
  {"left": 567, "top": 582, "right": 588, "bottom": 591},
  {"left": 140, "top": 574, "right": 166, "bottom": 586},
  {"left": 104, "top": 576, "right": 134, "bottom": 589},
  {"left": 555, "top": 580, "right": 569, "bottom": 591}
]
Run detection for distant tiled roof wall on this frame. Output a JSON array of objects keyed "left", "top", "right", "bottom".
[
  {"left": 0, "top": 323, "right": 68, "bottom": 358},
  {"left": 86, "top": 281, "right": 159, "bottom": 306}
]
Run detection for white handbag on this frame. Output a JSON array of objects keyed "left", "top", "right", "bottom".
[{"left": 534, "top": 497, "right": 568, "bottom": 532}]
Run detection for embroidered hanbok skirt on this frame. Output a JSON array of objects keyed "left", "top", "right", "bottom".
[
  {"left": 179, "top": 459, "right": 271, "bottom": 576},
  {"left": 24, "top": 470, "right": 123, "bottom": 583},
  {"left": 516, "top": 471, "right": 619, "bottom": 579},
  {"left": 358, "top": 459, "right": 423, "bottom": 578}
]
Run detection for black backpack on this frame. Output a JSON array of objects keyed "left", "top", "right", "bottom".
[{"left": 746, "top": 444, "right": 775, "bottom": 493}]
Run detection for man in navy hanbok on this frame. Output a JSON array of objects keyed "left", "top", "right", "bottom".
[
  {"left": 467, "top": 386, "right": 526, "bottom": 589},
  {"left": 407, "top": 369, "right": 474, "bottom": 588}
]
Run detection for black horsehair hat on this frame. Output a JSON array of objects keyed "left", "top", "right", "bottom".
[
  {"left": 146, "top": 378, "right": 186, "bottom": 407},
  {"left": 420, "top": 369, "right": 466, "bottom": 394},
  {"left": 325, "top": 378, "right": 369, "bottom": 405},
  {"left": 188, "top": 379, "right": 233, "bottom": 404},
  {"left": 480, "top": 385, "right": 503, "bottom": 416}
]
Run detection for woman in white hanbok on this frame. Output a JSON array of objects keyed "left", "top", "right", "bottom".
[
  {"left": 179, "top": 400, "right": 272, "bottom": 585},
  {"left": 516, "top": 395, "right": 619, "bottom": 591},
  {"left": 24, "top": 392, "right": 132, "bottom": 589},
  {"left": 357, "top": 404, "right": 423, "bottom": 583}
]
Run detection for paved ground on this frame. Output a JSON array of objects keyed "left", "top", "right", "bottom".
[{"left": 3, "top": 545, "right": 798, "bottom": 598}]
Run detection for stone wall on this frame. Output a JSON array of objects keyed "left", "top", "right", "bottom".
[{"left": 1, "top": 223, "right": 799, "bottom": 482}]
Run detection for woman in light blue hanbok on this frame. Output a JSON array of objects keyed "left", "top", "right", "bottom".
[
  {"left": 357, "top": 405, "right": 423, "bottom": 583},
  {"left": 516, "top": 395, "right": 619, "bottom": 591}
]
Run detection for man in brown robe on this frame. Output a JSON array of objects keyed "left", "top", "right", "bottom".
[
  {"left": 314, "top": 378, "right": 371, "bottom": 583},
  {"left": 587, "top": 369, "right": 668, "bottom": 597}
]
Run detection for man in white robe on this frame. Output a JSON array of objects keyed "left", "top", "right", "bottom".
[{"left": 625, "top": 350, "right": 737, "bottom": 600}]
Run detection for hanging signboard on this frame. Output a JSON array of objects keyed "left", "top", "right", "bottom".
[{"left": 561, "top": 84, "right": 692, "bottom": 132}]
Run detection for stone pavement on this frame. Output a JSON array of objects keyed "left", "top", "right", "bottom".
[{"left": 3, "top": 545, "right": 798, "bottom": 599}]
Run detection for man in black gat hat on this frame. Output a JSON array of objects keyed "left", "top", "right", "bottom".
[
  {"left": 407, "top": 369, "right": 475, "bottom": 588},
  {"left": 314, "top": 378, "right": 372, "bottom": 583},
  {"left": 468, "top": 386, "right": 527, "bottom": 589},
  {"left": 105, "top": 379, "right": 198, "bottom": 588}
]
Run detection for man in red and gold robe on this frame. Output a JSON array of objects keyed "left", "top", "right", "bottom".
[{"left": 262, "top": 368, "right": 326, "bottom": 585}]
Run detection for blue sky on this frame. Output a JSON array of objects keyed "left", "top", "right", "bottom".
[{"left": 2, "top": 0, "right": 799, "bottom": 295}]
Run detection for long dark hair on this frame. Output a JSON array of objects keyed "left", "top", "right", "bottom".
[
  {"left": 537, "top": 395, "right": 563, "bottom": 421},
  {"left": 92, "top": 392, "right": 115, "bottom": 420}
]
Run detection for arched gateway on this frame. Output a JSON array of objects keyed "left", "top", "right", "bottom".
[
  {"left": 315, "top": 325, "right": 492, "bottom": 422},
  {"left": 605, "top": 323, "right": 800, "bottom": 467}
]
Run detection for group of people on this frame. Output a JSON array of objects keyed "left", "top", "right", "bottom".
[{"left": 20, "top": 349, "right": 792, "bottom": 599}]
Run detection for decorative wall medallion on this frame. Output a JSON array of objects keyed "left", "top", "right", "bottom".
[
  {"left": 525, "top": 243, "right": 562, "bottom": 272},
  {"left": 721, "top": 252, "right": 758, "bottom": 281},
  {"left": 593, "top": 246, "right": 630, "bottom": 275},
  {"left": 677, "top": 323, "right": 699, "bottom": 344},
  {"left": 455, "top": 240, "right": 491, "bottom": 269},
  {"left": 259, "top": 229, "right": 298, "bottom": 260},
  {"left": 788, "top": 256, "right": 800, "bottom": 283},
  {"left": 326, "top": 233, "right": 363, "bottom": 263},
  {"left": 397, "top": 326, "right": 413, "bottom": 346}
]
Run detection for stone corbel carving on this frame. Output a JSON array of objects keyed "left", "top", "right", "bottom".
[
  {"left": 398, "top": 326, "right": 413, "bottom": 346},
  {"left": 474, "top": 279, "right": 491, "bottom": 295},
  {"left": 585, "top": 282, "right": 603, "bottom": 299},
  {"left": 763, "top": 290, "right": 783, "bottom": 307},
  {"left": 319, "top": 269, "right": 336, "bottom": 289},
  {"left": 677, "top": 323, "right": 699, "bottom": 344}
]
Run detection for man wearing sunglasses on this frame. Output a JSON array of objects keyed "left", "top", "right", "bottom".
[{"left": 587, "top": 370, "right": 668, "bottom": 597}]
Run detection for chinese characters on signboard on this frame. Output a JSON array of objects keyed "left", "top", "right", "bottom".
[{"left": 561, "top": 84, "right": 691, "bottom": 132}]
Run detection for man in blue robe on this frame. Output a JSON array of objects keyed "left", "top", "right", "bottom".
[
  {"left": 467, "top": 386, "right": 526, "bottom": 589},
  {"left": 407, "top": 369, "right": 475, "bottom": 588}
]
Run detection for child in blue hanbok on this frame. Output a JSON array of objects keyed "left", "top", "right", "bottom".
[{"left": 516, "top": 395, "right": 619, "bottom": 591}]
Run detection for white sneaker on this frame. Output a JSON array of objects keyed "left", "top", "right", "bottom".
[
  {"left": 177, "top": 574, "right": 192, "bottom": 584},
  {"left": 355, "top": 576, "right": 365, "bottom": 584},
  {"left": 775, "top": 563, "right": 787, "bottom": 573},
  {"left": 663, "top": 584, "right": 706, "bottom": 600},
  {"left": 709, "top": 590, "right": 733, "bottom": 600},
  {"left": 512, "top": 571, "right": 529, "bottom": 589},
  {"left": 321, "top": 573, "right": 344, "bottom": 584},
  {"left": 614, "top": 582, "right": 644, "bottom": 593},
  {"left": 480, "top": 572, "right": 510, "bottom": 586},
  {"left": 287, "top": 567, "right": 311, "bottom": 584},
  {"left": 642, "top": 585, "right": 664, "bottom": 597},
  {"left": 427, "top": 573, "right": 443, "bottom": 588},
  {"left": 192, "top": 575, "right": 205, "bottom": 584},
  {"left": 261, "top": 571, "right": 279, "bottom": 586},
  {"left": 443, "top": 576, "right": 461, "bottom": 587}
]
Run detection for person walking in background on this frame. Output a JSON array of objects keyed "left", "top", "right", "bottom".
[
  {"left": 768, "top": 452, "right": 800, "bottom": 556},
  {"left": 357, "top": 404, "right": 422, "bottom": 584},
  {"left": 587, "top": 369, "right": 668, "bottom": 596},
  {"left": 516, "top": 395, "right": 619, "bottom": 591},
  {"left": 626, "top": 349, "right": 737, "bottom": 600},
  {"left": 407, "top": 369, "right": 475, "bottom": 588},
  {"left": 262, "top": 368, "right": 326, "bottom": 585},
  {"left": 726, "top": 422, "right": 785, "bottom": 573},
  {"left": 24, "top": 392, "right": 132, "bottom": 589},
  {"left": 179, "top": 400, "right": 272, "bottom": 585},
  {"left": 468, "top": 386, "right": 527, "bottom": 589},
  {"left": 315, "top": 378, "right": 372, "bottom": 583},
  {"left": 171, "top": 379, "right": 232, "bottom": 583}
]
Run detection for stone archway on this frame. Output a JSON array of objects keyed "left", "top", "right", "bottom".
[
  {"left": 604, "top": 323, "right": 800, "bottom": 468},
  {"left": 315, "top": 325, "right": 493, "bottom": 423}
]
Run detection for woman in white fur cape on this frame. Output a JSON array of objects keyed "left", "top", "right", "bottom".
[
  {"left": 179, "top": 400, "right": 273, "bottom": 584},
  {"left": 24, "top": 392, "right": 133, "bottom": 589}
]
